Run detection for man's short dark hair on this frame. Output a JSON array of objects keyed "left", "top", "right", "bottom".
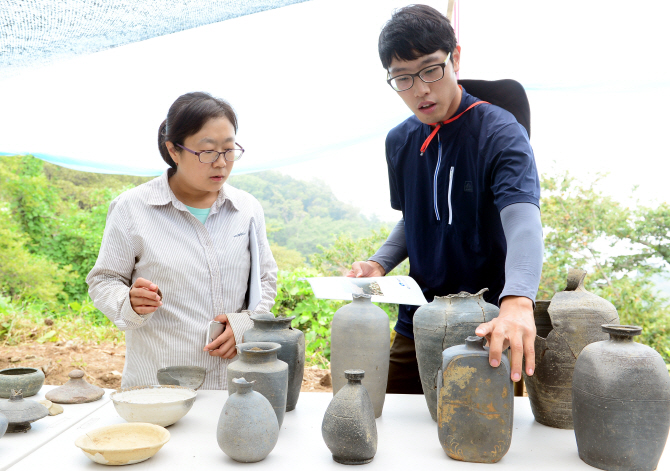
[{"left": 378, "top": 4, "right": 457, "bottom": 70}]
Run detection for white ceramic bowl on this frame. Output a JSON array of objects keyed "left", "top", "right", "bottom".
[
  {"left": 110, "top": 385, "right": 197, "bottom": 427},
  {"left": 75, "top": 422, "right": 170, "bottom": 465}
]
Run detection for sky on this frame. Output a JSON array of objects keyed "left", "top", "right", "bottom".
[{"left": 0, "top": 0, "right": 669, "bottom": 222}]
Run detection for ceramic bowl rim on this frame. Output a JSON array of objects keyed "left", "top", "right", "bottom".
[
  {"left": 75, "top": 422, "right": 170, "bottom": 453},
  {"left": 0, "top": 367, "right": 43, "bottom": 376},
  {"left": 110, "top": 385, "right": 197, "bottom": 406}
]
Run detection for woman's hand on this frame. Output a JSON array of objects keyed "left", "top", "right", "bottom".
[
  {"left": 130, "top": 278, "right": 162, "bottom": 315},
  {"left": 204, "top": 314, "right": 237, "bottom": 359}
]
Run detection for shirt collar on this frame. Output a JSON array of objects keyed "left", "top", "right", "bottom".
[{"left": 147, "top": 170, "right": 240, "bottom": 212}]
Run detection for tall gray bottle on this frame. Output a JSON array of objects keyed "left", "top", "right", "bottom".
[
  {"left": 330, "top": 294, "right": 390, "bottom": 418},
  {"left": 226, "top": 342, "right": 288, "bottom": 427},
  {"left": 573, "top": 325, "right": 670, "bottom": 471},
  {"left": 322, "top": 370, "right": 377, "bottom": 465},
  {"left": 217, "top": 377, "right": 279, "bottom": 463},
  {"left": 524, "top": 269, "right": 620, "bottom": 429},
  {"left": 243, "top": 312, "right": 305, "bottom": 412},
  {"left": 437, "top": 337, "right": 513, "bottom": 463},
  {"left": 414, "top": 289, "right": 499, "bottom": 422}
]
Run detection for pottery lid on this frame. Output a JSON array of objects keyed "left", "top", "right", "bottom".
[
  {"left": 0, "top": 390, "right": 49, "bottom": 422},
  {"left": 44, "top": 369, "right": 104, "bottom": 404}
]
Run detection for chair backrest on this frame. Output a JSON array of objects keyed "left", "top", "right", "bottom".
[{"left": 457, "top": 79, "right": 531, "bottom": 138}]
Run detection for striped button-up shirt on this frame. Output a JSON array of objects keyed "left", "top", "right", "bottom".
[{"left": 87, "top": 171, "right": 277, "bottom": 389}]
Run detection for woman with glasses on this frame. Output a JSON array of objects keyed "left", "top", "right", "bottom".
[{"left": 87, "top": 91, "right": 277, "bottom": 389}]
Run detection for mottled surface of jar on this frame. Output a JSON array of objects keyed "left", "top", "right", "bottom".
[
  {"left": 524, "top": 269, "right": 619, "bottom": 429},
  {"left": 414, "top": 289, "right": 499, "bottom": 422},
  {"left": 437, "top": 336, "right": 513, "bottom": 463},
  {"left": 243, "top": 313, "right": 305, "bottom": 412},
  {"left": 322, "top": 370, "right": 377, "bottom": 465},
  {"left": 330, "top": 294, "right": 390, "bottom": 418},
  {"left": 217, "top": 377, "right": 279, "bottom": 463},
  {"left": 226, "top": 342, "right": 288, "bottom": 428},
  {"left": 573, "top": 325, "right": 670, "bottom": 471}
]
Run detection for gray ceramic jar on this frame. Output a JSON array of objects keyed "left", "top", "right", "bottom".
[
  {"left": 413, "top": 289, "right": 499, "bottom": 422},
  {"left": 330, "top": 294, "right": 390, "bottom": 418},
  {"left": 322, "top": 370, "right": 377, "bottom": 465},
  {"left": 226, "top": 342, "right": 288, "bottom": 427},
  {"left": 524, "top": 269, "right": 619, "bottom": 429},
  {"left": 217, "top": 377, "right": 279, "bottom": 463},
  {"left": 437, "top": 336, "right": 513, "bottom": 463},
  {"left": 243, "top": 313, "right": 305, "bottom": 412},
  {"left": 0, "top": 367, "right": 45, "bottom": 398},
  {"left": 573, "top": 325, "right": 670, "bottom": 471}
]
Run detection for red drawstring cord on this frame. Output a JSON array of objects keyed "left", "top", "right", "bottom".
[{"left": 419, "top": 101, "right": 488, "bottom": 155}]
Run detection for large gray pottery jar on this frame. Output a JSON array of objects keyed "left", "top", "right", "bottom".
[
  {"left": 226, "top": 342, "right": 288, "bottom": 428},
  {"left": 217, "top": 377, "right": 279, "bottom": 463},
  {"left": 330, "top": 294, "right": 390, "bottom": 418},
  {"left": 524, "top": 269, "right": 619, "bottom": 429},
  {"left": 413, "top": 289, "right": 499, "bottom": 422},
  {"left": 0, "top": 367, "right": 45, "bottom": 398},
  {"left": 0, "top": 410, "right": 8, "bottom": 439},
  {"left": 243, "top": 312, "right": 305, "bottom": 412},
  {"left": 573, "top": 325, "right": 670, "bottom": 471},
  {"left": 437, "top": 337, "right": 513, "bottom": 463},
  {"left": 322, "top": 370, "right": 377, "bottom": 465}
]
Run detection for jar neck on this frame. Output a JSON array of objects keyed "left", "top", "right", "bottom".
[
  {"left": 352, "top": 295, "right": 372, "bottom": 304},
  {"left": 239, "top": 350, "right": 279, "bottom": 364},
  {"left": 609, "top": 334, "right": 635, "bottom": 343},
  {"left": 252, "top": 318, "right": 293, "bottom": 331}
]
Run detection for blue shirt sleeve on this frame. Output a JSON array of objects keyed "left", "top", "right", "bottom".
[{"left": 487, "top": 122, "right": 540, "bottom": 213}]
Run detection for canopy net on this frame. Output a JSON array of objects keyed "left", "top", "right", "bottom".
[{"left": 0, "top": 0, "right": 310, "bottom": 81}]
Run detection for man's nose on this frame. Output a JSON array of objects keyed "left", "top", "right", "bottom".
[{"left": 413, "top": 78, "right": 430, "bottom": 96}]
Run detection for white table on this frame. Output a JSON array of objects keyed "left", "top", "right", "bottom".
[
  {"left": 9, "top": 391, "right": 670, "bottom": 470},
  {"left": 0, "top": 386, "right": 113, "bottom": 471}
]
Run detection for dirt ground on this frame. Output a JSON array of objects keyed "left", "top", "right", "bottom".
[{"left": 0, "top": 342, "right": 333, "bottom": 392}]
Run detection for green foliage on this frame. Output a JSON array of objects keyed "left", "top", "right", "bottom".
[
  {"left": 540, "top": 173, "right": 670, "bottom": 361},
  {"left": 0, "top": 204, "right": 69, "bottom": 303},
  {"left": 229, "top": 171, "right": 389, "bottom": 257},
  {"left": 269, "top": 244, "right": 306, "bottom": 271}
]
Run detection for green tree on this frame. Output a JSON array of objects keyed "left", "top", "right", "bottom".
[{"left": 540, "top": 173, "right": 670, "bottom": 361}]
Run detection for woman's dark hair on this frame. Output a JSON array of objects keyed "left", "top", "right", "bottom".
[
  {"left": 158, "top": 92, "right": 238, "bottom": 169},
  {"left": 378, "top": 4, "right": 457, "bottom": 70}
]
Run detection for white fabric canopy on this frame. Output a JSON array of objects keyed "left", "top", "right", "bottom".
[{"left": 0, "top": 0, "right": 668, "bottom": 179}]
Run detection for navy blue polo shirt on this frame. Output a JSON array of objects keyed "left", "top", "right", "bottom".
[{"left": 386, "top": 88, "right": 540, "bottom": 340}]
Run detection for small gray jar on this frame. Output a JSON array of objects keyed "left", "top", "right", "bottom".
[
  {"left": 217, "top": 377, "right": 279, "bottom": 463},
  {"left": 322, "top": 370, "right": 377, "bottom": 465},
  {"left": 243, "top": 313, "right": 305, "bottom": 412},
  {"left": 227, "top": 342, "right": 288, "bottom": 428}
]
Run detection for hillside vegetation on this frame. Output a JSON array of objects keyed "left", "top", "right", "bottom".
[{"left": 1, "top": 155, "right": 669, "bottom": 366}]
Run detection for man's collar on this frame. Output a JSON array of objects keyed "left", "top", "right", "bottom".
[{"left": 147, "top": 170, "right": 240, "bottom": 212}]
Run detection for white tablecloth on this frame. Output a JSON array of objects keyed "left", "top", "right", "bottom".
[
  {"left": 0, "top": 385, "right": 113, "bottom": 471},
  {"left": 8, "top": 391, "right": 670, "bottom": 470}
]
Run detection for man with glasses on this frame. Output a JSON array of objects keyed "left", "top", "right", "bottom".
[{"left": 348, "top": 5, "right": 543, "bottom": 395}]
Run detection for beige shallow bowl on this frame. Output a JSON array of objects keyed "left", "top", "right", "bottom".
[
  {"left": 75, "top": 422, "right": 170, "bottom": 465},
  {"left": 111, "top": 385, "right": 197, "bottom": 427}
]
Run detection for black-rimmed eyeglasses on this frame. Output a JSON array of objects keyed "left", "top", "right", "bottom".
[
  {"left": 176, "top": 143, "right": 245, "bottom": 163},
  {"left": 387, "top": 52, "right": 451, "bottom": 92}
]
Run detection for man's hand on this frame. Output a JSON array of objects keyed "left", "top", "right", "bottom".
[
  {"left": 475, "top": 296, "right": 536, "bottom": 382},
  {"left": 204, "top": 314, "right": 237, "bottom": 359},
  {"left": 347, "top": 260, "right": 386, "bottom": 278},
  {"left": 130, "top": 278, "right": 162, "bottom": 315}
]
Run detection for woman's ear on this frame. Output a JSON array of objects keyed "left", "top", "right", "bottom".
[{"left": 165, "top": 141, "right": 180, "bottom": 166}]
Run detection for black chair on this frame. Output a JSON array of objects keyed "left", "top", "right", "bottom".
[{"left": 458, "top": 79, "right": 531, "bottom": 139}]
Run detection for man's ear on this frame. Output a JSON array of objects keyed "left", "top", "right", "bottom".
[{"left": 452, "top": 44, "right": 461, "bottom": 73}]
